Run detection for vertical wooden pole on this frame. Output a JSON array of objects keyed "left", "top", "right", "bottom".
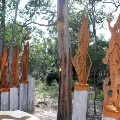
[
  {"left": 19, "top": 42, "right": 29, "bottom": 112},
  {"left": 57, "top": 0, "right": 72, "bottom": 120},
  {"left": 1, "top": 48, "right": 9, "bottom": 111},
  {"left": 72, "top": 14, "right": 92, "bottom": 120},
  {"left": 10, "top": 85, "right": 19, "bottom": 110},
  {"left": 1, "top": 88, "right": 10, "bottom": 111},
  {"left": 28, "top": 77, "right": 35, "bottom": 112},
  {"left": 19, "top": 82, "right": 28, "bottom": 111},
  {"left": 72, "top": 85, "right": 88, "bottom": 120},
  {"left": 19, "top": 82, "right": 28, "bottom": 112},
  {"left": 10, "top": 46, "right": 19, "bottom": 110}
]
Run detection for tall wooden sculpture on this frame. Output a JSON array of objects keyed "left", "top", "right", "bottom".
[
  {"left": 20, "top": 41, "right": 29, "bottom": 84},
  {"left": 10, "top": 45, "right": 19, "bottom": 87},
  {"left": 72, "top": 14, "right": 92, "bottom": 120},
  {"left": 1, "top": 48, "right": 9, "bottom": 89},
  {"left": 10, "top": 45, "right": 19, "bottom": 110},
  {"left": 1, "top": 48, "right": 10, "bottom": 110},
  {"left": 0, "top": 54, "right": 2, "bottom": 88},
  {"left": 19, "top": 42, "right": 29, "bottom": 112},
  {"left": 72, "top": 14, "right": 92, "bottom": 90},
  {"left": 102, "top": 15, "right": 120, "bottom": 120}
]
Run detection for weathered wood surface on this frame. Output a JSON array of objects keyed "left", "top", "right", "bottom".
[
  {"left": 102, "top": 115, "right": 115, "bottom": 120},
  {"left": 72, "top": 90, "right": 88, "bottom": 120},
  {"left": 102, "top": 15, "right": 120, "bottom": 119},
  {"left": 1, "top": 92, "right": 9, "bottom": 111},
  {"left": 20, "top": 42, "right": 29, "bottom": 84},
  {"left": 0, "top": 43, "right": 32, "bottom": 112},
  {"left": 72, "top": 14, "right": 92, "bottom": 85},
  {"left": 10, "top": 45, "right": 19, "bottom": 86},
  {"left": 57, "top": 0, "right": 72, "bottom": 120},
  {"left": 28, "top": 77, "right": 35, "bottom": 112},
  {"left": 19, "top": 83, "right": 28, "bottom": 112},
  {"left": 72, "top": 14, "right": 91, "bottom": 120},
  {"left": 10, "top": 87, "right": 18, "bottom": 110},
  {"left": 1, "top": 48, "right": 9, "bottom": 88}
]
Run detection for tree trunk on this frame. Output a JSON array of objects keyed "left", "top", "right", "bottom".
[
  {"left": 57, "top": 0, "right": 72, "bottom": 120},
  {"left": 91, "top": 0, "right": 96, "bottom": 37},
  {"left": 9, "top": 0, "right": 20, "bottom": 83},
  {"left": 0, "top": 0, "right": 6, "bottom": 55}
]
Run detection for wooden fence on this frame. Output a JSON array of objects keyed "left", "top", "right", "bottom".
[{"left": 0, "top": 42, "right": 35, "bottom": 112}]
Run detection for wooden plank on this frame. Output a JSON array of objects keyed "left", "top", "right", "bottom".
[
  {"left": 72, "top": 90, "right": 88, "bottom": 120},
  {"left": 19, "top": 83, "right": 28, "bottom": 112},
  {"left": 10, "top": 87, "right": 18, "bottom": 110},
  {"left": 28, "top": 77, "right": 35, "bottom": 112},
  {"left": 1, "top": 92, "right": 9, "bottom": 111}
]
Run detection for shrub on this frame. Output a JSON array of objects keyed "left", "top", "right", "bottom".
[{"left": 46, "top": 72, "right": 59, "bottom": 85}]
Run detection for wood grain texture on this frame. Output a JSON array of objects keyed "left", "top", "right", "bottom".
[
  {"left": 102, "top": 15, "right": 120, "bottom": 119},
  {"left": 72, "top": 90, "right": 88, "bottom": 120},
  {"left": 10, "top": 87, "right": 18, "bottom": 110},
  {"left": 28, "top": 77, "right": 35, "bottom": 112},
  {"left": 1, "top": 92, "right": 9, "bottom": 111},
  {"left": 72, "top": 14, "right": 92, "bottom": 85},
  {"left": 19, "top": 83, "right": 28, "bottom": 112}
]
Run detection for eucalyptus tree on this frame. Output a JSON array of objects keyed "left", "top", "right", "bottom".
[
  {"left": 0, "top": 0, "right": 5, "bottom": 54},
  {"left": 57, "top": 0, "right": 72, "bottom": 120},
  {"left": 0, "top": 0, "right": 58, "bottom": 83}
]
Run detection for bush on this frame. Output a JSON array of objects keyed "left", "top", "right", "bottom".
[
  {"left": 46, "top": 72, "right": 59, "bottom": 85},
  {"left": 96, "top": 92, "right": 104, "bottom": 100}
]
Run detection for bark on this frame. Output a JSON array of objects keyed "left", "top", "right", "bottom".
[
  {"left": 0, "top": 0, "right": 6, "bottom": 55},
  {"left": 9, "top": 0, "right": 20, "bottom": 83},
  {"left": 91, "top": 1, "right": 96, "bottom": 36},
  {"left": 57, "top": 0, "right": 72, "bottom": 120}
]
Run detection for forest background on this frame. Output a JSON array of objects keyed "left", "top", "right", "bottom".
[{"left": 0, "top": 0, "right": 120, "bottom": 108}]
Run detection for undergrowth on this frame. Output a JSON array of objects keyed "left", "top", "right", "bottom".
[{"left": 35, "top": 79, "right": 59, "bottom": 100}]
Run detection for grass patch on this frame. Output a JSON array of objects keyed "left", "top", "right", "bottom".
[{"left": 35, "top": 79, "right": 59, "bottom": 99}]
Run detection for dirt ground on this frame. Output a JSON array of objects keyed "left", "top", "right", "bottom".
[
  {"left": 32, "top": 99, "right": 57, "bottom": 120},
  {"left": 32, "top": 87, "right": 103, "bottom": 120}
]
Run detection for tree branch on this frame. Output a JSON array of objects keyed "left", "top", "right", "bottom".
[
  {"left": 103, "top": 1, "right": 120, "bottom": 9},
  {"left": 23, "top": 21, "right": 57, "bottom": 27}
]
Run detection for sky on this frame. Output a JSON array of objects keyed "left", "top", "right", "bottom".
[
  {"left": 19, "top": 0, "right": 120, "bottom": 41},
  {"left": 96, "top": 1, "right": 120, "bottom": 40}
]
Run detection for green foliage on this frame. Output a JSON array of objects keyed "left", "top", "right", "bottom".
[
  {"left": 0, "top": 0, "right": 119, "bottom": 92},
  {"left": 46, "top": 72, "right": 59, "bottom": 85},
  {"left": 88, "top": 38, "right": 109, "bottom": 82},
  {"left": 4, "top": 22, "right": 32, "bottom": 47},
  {"left": 89, "top": 88, "right": 104, "bottom": 100},
  {"left": 29, "top": 37, "right": 58, "bottom": 79},
  {"left": 96, "top": 92, "right": 104, "bottom": 100},
  {"left": 35, "top": 79, "right": 58, "bottom": 99}
]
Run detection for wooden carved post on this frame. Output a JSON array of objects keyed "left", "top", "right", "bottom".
[
  {"left": 19, "top": 42, "right": 29, "bottom": 112},
  {"left": 28, "top": 76, "right": 35, "bottom": 112},
  {"left": 0, "top": 55, "right": 2, "bottom": 110},
  {"left": 72, "top": 14, "right": 92, "bottom": 120},
  {"left": 10, "top": 45, "right": 19, "bottom": 110},
  {"left": 1, "top": 48, "right": 10, "bottom": 111},
  {"left": 102, "top": 15, "right": 120, "bottom": 120}
]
